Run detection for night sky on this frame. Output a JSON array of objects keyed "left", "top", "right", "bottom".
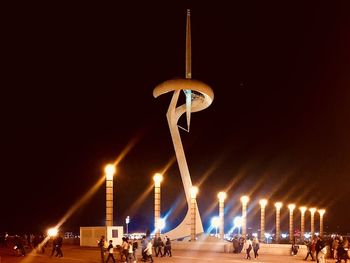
[{"left": 2, "top": 2, "right": 350, "bottom": 235}]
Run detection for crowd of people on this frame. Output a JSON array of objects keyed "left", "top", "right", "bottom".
[
  {"left": 304, "top": 235, "right": 349, "bottom": 263},
  {"left": 98, "top": 234, "right": 172, "bottom": 263},
  {"left": 2, "top": 230, "right": 349, "bottom": 262},
  {"left": 0, "top": 232, "right": 48, "bottom": 256},
  {"left": 231, "top": 235, "right": 260, "bottom": 259}
]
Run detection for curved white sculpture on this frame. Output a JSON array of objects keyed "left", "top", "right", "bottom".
[{"left": 153, "top": 10, "right": 214, "bottom": 240}]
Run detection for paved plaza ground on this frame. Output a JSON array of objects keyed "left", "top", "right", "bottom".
[{"left": 0, "top": 244, "right": 335, "bottom": 263}]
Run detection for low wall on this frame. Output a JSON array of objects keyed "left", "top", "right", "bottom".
[{"left": 172, "top": 240, "right": 307, "bottom": 256}]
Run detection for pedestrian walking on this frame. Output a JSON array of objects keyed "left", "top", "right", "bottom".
[
  {"left": 122, "top": 237, "right": 130, "bottom": 262},
  {"left": 316, "top": 236, "right": 326, "bottom": 263},
  {"left": 144, "top": 240, "right": 153, "bottom": 263},
  {"left": 163, "top": 237, "right": 172, "bottom": 257},
  {"left": 304, "top": 238, "right": 316, "bottom": 261},
  {"left": 132, "top": 238, "right": 138, "bottom": 263},
  {"left": 50, "top": 236, "right": 57, "bottom": 257},
  {"left": 106, "top": 240, "right": 116, "bottom": 263},
  {"left": 55, "top": 234, "right": 63, "bottom": 258},
  {"left": 141, "top": 236, "right": 148, "bottom": 262},
  {"left": 155, "top": 236, "right": 163, "bottom": 257},
  {"left": 98, "top": 235, "right": 106, "bottom": 263},
  {"left": 14, "top": 236, "right": 26, "bottom": 256},
  {"left": 252, "top": 237, "right": 259, "bottom": 258},
  {"left": 244, "top": 238, "right": 252, "bottom": 259}
]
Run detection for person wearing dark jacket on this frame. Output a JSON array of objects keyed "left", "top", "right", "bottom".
[
  {"left": 163, "top": 237, "right": 172, "bottom": 257},
  {"left": 98, "top": 235, "right": 105, "bottom": 263},
  {"left": 106, "top": 240, "right": 116, "bottom": 263},
  {"left": 55, "top": 235, "right": 63, "bottom": 258}
]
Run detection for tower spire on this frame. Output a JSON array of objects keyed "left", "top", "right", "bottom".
[{"left": 186, "top": 9, "right": 191, "bottom": 79}]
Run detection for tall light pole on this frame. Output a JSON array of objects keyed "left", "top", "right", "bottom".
[
  {"left": 240, "top": 195, "right": 249, "bottom": 237},
  {"left": 126, "top": 216, "right": 130, "bottom": 235},
  {"left": 190, "top": 186, "right": 198, "bottom": 241},
  {"left": 105, "top": 164, "right": 116, "bottom": 226},
  {"left": 318, "top": 209, "right": 325, "bottom": 237},
  {"left": 288, "top": 204, "right": 296, "bottom": 243},
  {"left": 153, "top": 173, "right": 163, "bottom": 237},
  {"left": 274, "top": 202, "right": 283, "bottom": 243},
  {"left": 217, "top": 191, "right": 227, "bottom": 239},
  {"left": 211, "top": 217, "right": 220, "bottom": 237},
  {"left": 259, "top": 199, "right": 268, "bottom": 242},
  {"left": 309, "top": 208, "right": 316, "bottom": 237},
  {"left": 300, "top": 206, "right": 307, "bottom": 242}
]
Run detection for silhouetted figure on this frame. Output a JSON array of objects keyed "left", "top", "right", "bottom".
[
  {"left": 50, "top": 237, "right": 57, "bottom": 256},
  {"left": 144, "top": 240, "right": 153, "bottom": 262},
  {"left": 304, "top": 238, "right": 316, "bottom": 261},
  {"left": 14, "top": 236, "right": 25, "bottom": 256},
  {"left": 244, "top": 238, "right": 252, "bottom": 259},
  {"left": 252, "top": 237, "right": 260, "bottom": 258},
  {"left": 55, "top": 235, "right": 63, "bottom": 257},
  {"left": 141, "top": 236, "right": 148, "bottom": 261},
  {"left": 163, "top": 237, "right": 172, "bottom": 257},
  {"left": 105, "top": 240, "right": 116, "bottom": 263},
  {"left": 98, "top": 235, "right": 106, "bottom": 263}
]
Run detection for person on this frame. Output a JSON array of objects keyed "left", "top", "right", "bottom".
[
  {"left": 252, "top": 236, "right": 259, "bottom": 258},
  {"left": 155, "top": 236, "right": 163, "bottom": 257},
  {"left": 332, "top": 236, "right": 340, "bottom": 259},
  {"left": 232, "top": 236, "right": 239, "bottom": 253},
  {"left": 291, "top": 241, "right": 299, "bottom": 256},
  {"left": 127, "top": 239, "right": 134, "bottom": 263},
  {"left": 144, "top": 240, "right": 153, "bottom": 263},
  {"left": 163, "top": 237, "right": 172, "bottom": 257},
  {"left": 141, "top": 236, "right": 148, "bottom": 261},
  {"left": 304, "top": 238, "right": 316, "bottom": 261},
  {"left": 132, "top": 238, "right": 138, "bottom": 263},
  {"left": 50, "top": 236, "right": 57, "bottom": 256},
  {"left": 336, "top": 236, "right": 350, "bottom": 263},
  {"left": 315, "top": 236, "right": 326, "bottom": 263},
  {"left": 122, "top": 237, "right": 130, "bottom": 263},
  {"left": 106, "top": 240, "right": 116, "bottom": 263},
  {"left": 14, "top": 235, "right": 26, "bottom": 256},
  {"left": 4, "top": 232, "right": 9, "bottom": 247},
  {"left": 244, "top": 238, "right": 252, "bottom": 259},
  {"left": 55, "top": 234, "right": 63, "bottom": 258},
  {"left": 238, "top": 236, "right": 244, "bottom": 253},
  {"left": 98, "top": 235, "right": 106, "bottom": 263}
]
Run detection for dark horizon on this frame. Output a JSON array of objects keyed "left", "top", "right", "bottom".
[{"left": 1, "top": 3, "right": 350, "bottom": 235}]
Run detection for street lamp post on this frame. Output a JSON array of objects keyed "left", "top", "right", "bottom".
[
  {"left": 259, "top": 199, "right": 268, "bottom": 242},
  {"left": 190, "top": 186, "right": 198, "bottom": 241},
  {"left": 233, "top": 216, "right": 243, "bottom": 235},
  {"left": 211, "top": 217, "right": 220, "bottom": 237},
  {"left": 126, "top": 216, "right": 130, "bottom": 235},
  {"left": 240, "top": 195, "right": 249, "bottom": 237},
  {"left": 153, "top": 173, "right": 163, "bottom": 237},
  {"left": 300, "top": 206, "right": 307, "bottom": 242},
  {"left": 217, "top": 191, "right": 227, "bottom": 239},
  {"left": 105, "top": 164, "right": 116, "bottom": 226},
  {"left": 309, "top": 208, "right": 316, "bottom": 237},
  {"left": 318, "top": 209, "right": 325, "bottom": 237},
  {"left": 288, "top": 204, "right": 296, "bottom": 243},
  {"left": 274, "top": 202, "right": 283, "bottom": 243}
]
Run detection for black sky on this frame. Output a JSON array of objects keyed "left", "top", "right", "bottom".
[{"left": 1, "top": 2, "right": 350, "bottom": 234}]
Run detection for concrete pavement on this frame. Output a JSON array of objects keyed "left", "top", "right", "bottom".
[{"left": 0, "top": 244, "right": 331, "bottom": 263}]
